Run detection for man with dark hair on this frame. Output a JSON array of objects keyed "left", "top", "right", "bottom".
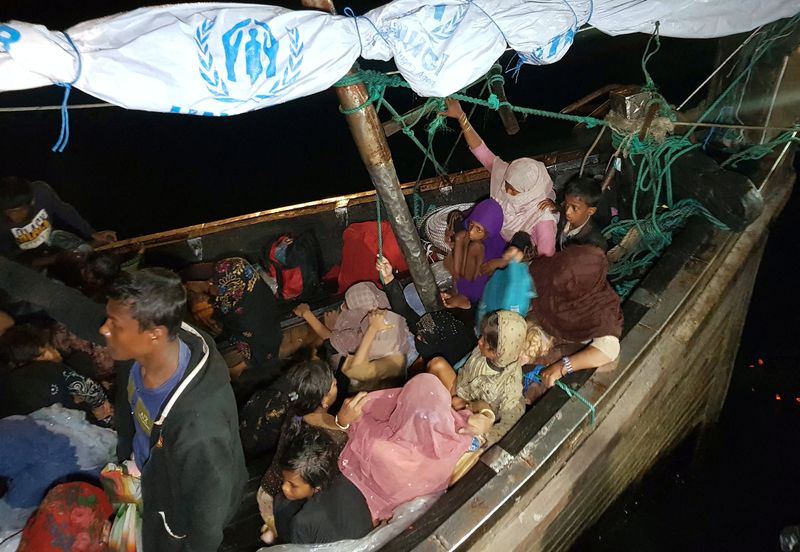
[
  {"left": 0, "top": 176, "right": 117, "bottom": 259},
  {"left": 100, "top": 268, "right": 246, "bottom": 551}
]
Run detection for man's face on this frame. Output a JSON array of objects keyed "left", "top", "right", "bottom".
[
  {"left": 4, "top": 204, "right": 32, "bottom": 226},
  {"left": 563, "top": 195, "right": 596, "bottom": 227},
  {"left": 99, "top": 299, "right": 156, "bottom": 361}
]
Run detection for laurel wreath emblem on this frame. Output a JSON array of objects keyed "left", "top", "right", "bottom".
[
  {"left": 256, "top": 27, "right": 304, "bottom": 99},
  {"left": 195, "top": 18, "right": 304, "bottom": 103}
]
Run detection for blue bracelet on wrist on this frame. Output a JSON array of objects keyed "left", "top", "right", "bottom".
[{"left": 562, "top": 356, "right": 573, "bottom": 374}]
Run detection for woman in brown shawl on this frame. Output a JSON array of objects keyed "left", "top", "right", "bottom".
[{"left": 528, "top": 245, "right": 623, "bottom": 389}]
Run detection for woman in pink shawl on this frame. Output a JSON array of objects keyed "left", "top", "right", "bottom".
[
  {"left": 442, "top": 99, "right": 559, "bottom": 257},
  {"left": 295, "top": 282, "right": 411, "bottom": 390},
  {"left": 337, "top": 373, "right": 484, "bottom": 521}
]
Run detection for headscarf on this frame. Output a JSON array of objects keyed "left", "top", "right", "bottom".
[
  {"left": 457, "top": 310, "right": 527, "bottom": 415},
  {"left": 414, "top": 310, "right": 477, "bottom": 365},
  {"left": 457, "top": 198, "right": 506, "bottom": 303},
  {"left": 19, "top": 482, "right": 113, "bottom": 552},
  {"left": 529, "top": 245, "right": 623, "bottom": 342},
  {"left": 213, "top": 256, "right": 282, "bottom": 381},
  {"left": 338, "top": 373, "right": 473, "bottom": 520},
  {"left": 490, "top": 157, "right": 558, "bottom": 242},
  {"left": 330, "top": 282, "right": 411, "bottom": 360},
  {"left": 489, "top": 310, "right": 527, "bottom": 368}
]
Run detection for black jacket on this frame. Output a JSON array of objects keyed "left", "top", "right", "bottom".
[
  {"left": 556, "top": 217, "right": 608, "bottom": 253},
  {"left": 115, "top": 323, "right": 246, "bottom": 551}
]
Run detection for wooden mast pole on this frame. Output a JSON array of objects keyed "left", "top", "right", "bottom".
[
  {"left": 301, "top": 0, "right": 442, "bottom": 312},
  {"left": 487, "top": 64, "right": 520, "bottom": 135}
]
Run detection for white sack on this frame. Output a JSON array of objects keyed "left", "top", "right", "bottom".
[{"left": 0, "top": 0, "right": 796, "bottom": 116}]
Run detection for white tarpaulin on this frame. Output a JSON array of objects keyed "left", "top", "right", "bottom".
[{"left": 0, "top": 0, "right": 797, "bottom": 116}]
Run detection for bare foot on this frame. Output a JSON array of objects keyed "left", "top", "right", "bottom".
[{"left": 260, "top": 526, "right": 275, "bottom": 545}]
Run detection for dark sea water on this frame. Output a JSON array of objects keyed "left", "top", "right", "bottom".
[{"left": 3, "top": 2, "right": 797, "bottom": 549}]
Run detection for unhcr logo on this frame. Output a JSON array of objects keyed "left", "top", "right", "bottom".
[
  {"left": 193, "top": 17, "right": 304, "bottom": 106},
  {"left": 0, "top": 24, "right": 21, "bottom": 53}
]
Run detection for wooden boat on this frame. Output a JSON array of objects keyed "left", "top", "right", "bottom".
[{"left": 92, "top": 42, "right": 800, "bottom": 552}]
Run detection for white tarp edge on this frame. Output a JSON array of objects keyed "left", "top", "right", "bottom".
[{"left": 0, "top": 0, "right": 797, "bottom": 116}]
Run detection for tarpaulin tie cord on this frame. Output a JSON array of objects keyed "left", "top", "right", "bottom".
[
  {"left": 52, "top": 31, "right": 81, "bottom": 153},
  {"left": 342, "top": 6, "right": 393, "bottom": 58}
]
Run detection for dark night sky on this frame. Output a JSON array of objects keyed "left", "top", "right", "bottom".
[{"left": 0, "top": 1, "right": 719, "bottom": 238}]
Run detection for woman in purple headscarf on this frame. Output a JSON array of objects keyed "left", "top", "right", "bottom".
[{"left": 444, "top": 198, "right": 505, "bottom": 303}]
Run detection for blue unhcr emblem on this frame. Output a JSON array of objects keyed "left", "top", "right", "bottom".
[
  {"left": 0, "top": 24, "right": 21, "bottom": 53},
  {"left": 195, "top": 17, "right": 304, "bottom": 104}
]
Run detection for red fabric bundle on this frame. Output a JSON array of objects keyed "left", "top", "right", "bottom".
[{"left": 337, "top": 221, "right": 408, "bottom": 293}]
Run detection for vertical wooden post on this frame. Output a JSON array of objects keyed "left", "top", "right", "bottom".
[
  {"left": 301, "top": 0, "right": 442, "bottom": 312},
  {"left": 487, "top": 64, "right": 520, "bottom": 135}
]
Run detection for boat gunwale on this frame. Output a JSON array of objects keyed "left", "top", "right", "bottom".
[{"left": 97, "top": 150, "right": 587, "bottom": 256}]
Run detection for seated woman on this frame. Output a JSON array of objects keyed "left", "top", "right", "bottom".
[
  {"left": 524, "top": 245, "right": 624, "bottom": 402},
  {"left": 0, "top": 323, "right": 113, "bottom": 426},
  {"left": 428, "top": 310, "right": 528, "bottom": 446},
  {"left": 442, "top": 98, "right": 559, "bottom": 257},
  {"left": 443, "top": 198, "right": 506, "bottom": 304},
  {"left": 376, "top": 258, "right": 477, "bottom": 366},
  {"left": 296, "top": 282, "right": 411, "bottom": 390},
  {"left": 183, "top": 257, "right": 282, "bottom": 397},
  {"left": 256, "top": 359, "right": 352, "bottom": 542}
]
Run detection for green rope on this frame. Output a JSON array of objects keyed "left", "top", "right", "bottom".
[
  {"left": 721, "top": 127, "right": 800, "bottom": 168},
  {"left": 640, "top": 22, "right": 661, "bottom": 93},
  {"left": 334, "top": 15, "right": 797, "bottom": 303},
  {"left": 555, "top": 381, "right": 596, "bottom": 426},
  {"left": 376, "top": 195, "right": 385, "bottom": 285},
  {"left": 603, "top": 199, "right": 729, "bottom": 299},
  {"left": 687, "top": 14, "right": 800, "bottom": 136}
]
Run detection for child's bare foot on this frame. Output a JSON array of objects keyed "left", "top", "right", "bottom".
[{"left": 260, "top": 526, "right": 275, "bottom": 545}]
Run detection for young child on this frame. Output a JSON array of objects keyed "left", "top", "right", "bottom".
[
  {"left": 543, "top": 175, "right": 608, "bottom": 252},
  {"left": 443, "top": 198, "right": 506, "bottom": 303},
  {"left": 427, "top": 310, "right": 527, "bottom": 447},
  {"left": 271, "top": 425, "right": 373, "bottom": 544}
]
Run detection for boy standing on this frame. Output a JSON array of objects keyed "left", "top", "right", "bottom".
[
  {"left": 546, "top": 176, "right": 608, "bottom": 252},
  {"left": 101, "top": 268, "right": 246, "bottom": 551}
]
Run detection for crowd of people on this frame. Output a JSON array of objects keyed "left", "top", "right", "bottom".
[{"left": 0, "top": 99, "right": 624, "bottom": 551}]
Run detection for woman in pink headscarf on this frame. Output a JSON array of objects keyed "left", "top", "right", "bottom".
[
  {"left": 336, "top": 373, "right": 491, "bottom": 522},
  {"left": 442, "top": 99, "right": 559, "bottom": 258},
  {"left": 295, "top": 282, "right": 411, "bottom": 390}
]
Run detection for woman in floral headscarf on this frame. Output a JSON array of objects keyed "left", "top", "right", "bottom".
[
  {"left": 442, "top": 98, "right": 559, "bottom": 258},
  {"left": 19, "top": 482, "right": 113, "bottom": 552}
]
